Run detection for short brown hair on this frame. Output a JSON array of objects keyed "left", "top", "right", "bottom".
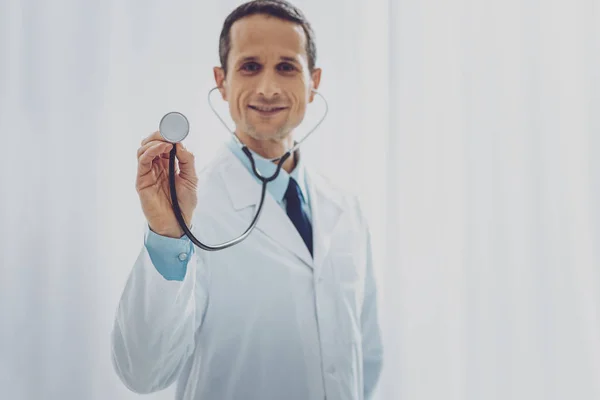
[{"left": 218, "top": 0, "right": 317, "bottom": 74}]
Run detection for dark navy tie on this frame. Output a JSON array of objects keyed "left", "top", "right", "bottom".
[{"left": 284, "top": 177, "right": 313, "bottom": 256}]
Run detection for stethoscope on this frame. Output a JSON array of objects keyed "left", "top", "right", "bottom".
[{"left": 158, "top": 86, "right": 328, "bottom": 251}]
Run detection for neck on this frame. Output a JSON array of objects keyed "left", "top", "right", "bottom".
[{"left": 236, "top": 131, "right": 297, "bottom": 173}]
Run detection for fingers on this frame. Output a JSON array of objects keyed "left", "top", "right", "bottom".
[
  {"left": 137, "top": 139, "right": 173, "bottom": 159},
  {"left": 173, "top": 142, "right": 197, "bottom": 179},
  {"left": 138, "top": 142, "right": 173, "bottom": 176},
  {"left": 141, "top": 131, "right": 165, "bottom": 147},
  {"left": 138, "top": 132, "right": 196, "bottom": 179}
]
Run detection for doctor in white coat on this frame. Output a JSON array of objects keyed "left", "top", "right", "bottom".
[{"left": 111, "top": 1, "right": 383, "bottom": 399}]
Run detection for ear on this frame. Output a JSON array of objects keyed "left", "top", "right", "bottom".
[
  {"left": 308, "top": 68, "right": 322, "bottom": 103},
  {"left": 213, "top": 66, "right": 227, "bottom": 101}
]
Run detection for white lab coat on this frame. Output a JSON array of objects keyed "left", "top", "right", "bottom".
[{"left": 111, "top": 144, "right": 383, "bottom": 400}]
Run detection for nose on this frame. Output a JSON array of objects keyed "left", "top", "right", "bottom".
[{"left": 255, "top": 70, "right": 281, "bottom": 99}]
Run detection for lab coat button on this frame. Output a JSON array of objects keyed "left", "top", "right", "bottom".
[{"left": 178, "top": 252, "right": 188, "bottom": 261}]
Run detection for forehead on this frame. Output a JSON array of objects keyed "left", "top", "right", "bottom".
[{"left": 229, "top": 14, "right": 307, "bottom": 61}]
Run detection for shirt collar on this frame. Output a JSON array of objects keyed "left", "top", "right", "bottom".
[{"left": 225, "top": 136, "right": 309, "bottom": 205}]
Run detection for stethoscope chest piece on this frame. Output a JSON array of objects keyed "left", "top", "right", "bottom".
[{"left": 159, "top": 111, "right": 190, "bottom": 143}]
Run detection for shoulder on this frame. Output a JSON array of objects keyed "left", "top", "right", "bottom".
[{"left": 194, "top": 145, "right": 233, "bottom": 191}]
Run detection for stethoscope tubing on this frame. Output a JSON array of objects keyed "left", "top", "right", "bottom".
[
  {"left": 168, "top": 145, "right": 291, "bottom": 251},
  {"left": 166, "top": 86, "right": 327, "bottom": 250}
]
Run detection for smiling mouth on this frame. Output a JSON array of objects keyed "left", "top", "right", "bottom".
[{"left": 248, "top": 105, "right": 288, "bottom": 115}]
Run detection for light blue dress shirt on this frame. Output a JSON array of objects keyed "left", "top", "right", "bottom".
[{"left": 145, "top": 138, "right": 311, "bottom": 280}]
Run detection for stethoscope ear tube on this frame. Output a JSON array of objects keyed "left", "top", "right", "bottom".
[
  {"left": 167, "top": 145, "right": 292, "bottom": 251},
  {"left": 207, "top": 87, "right": 328, "bottom": 162}
]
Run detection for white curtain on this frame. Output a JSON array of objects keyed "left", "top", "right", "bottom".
[{"left": 1, "top": 0, "right": 598, "bottom": 399}]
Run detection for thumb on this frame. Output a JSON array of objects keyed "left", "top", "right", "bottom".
[{"left": 175, "top": 142, "right": 197, "bottom": 178}]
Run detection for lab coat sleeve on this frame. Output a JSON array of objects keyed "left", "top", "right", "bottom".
[
  {"left": 361, "top": 217, "right": 384, "bottom": 399},
  {"left": 110, "top": 224, "right": 210, "bottom": 394}
]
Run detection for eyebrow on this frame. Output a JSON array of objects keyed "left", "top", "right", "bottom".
[
  {"left": 280, "top": 56, "right": 300, "bottom": 64},
  {"left": 238, "top": 56, "right": 301, "bottom": 65}
]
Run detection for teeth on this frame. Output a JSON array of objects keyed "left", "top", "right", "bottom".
[{"left": 252, "top": 106, "right": 282, "bottom": 112}]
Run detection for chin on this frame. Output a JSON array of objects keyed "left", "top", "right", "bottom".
[{"left": 247, "top": 124, "right": 291, "bottom": 142}]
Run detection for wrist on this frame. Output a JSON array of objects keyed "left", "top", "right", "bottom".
[{"left": 149, "top": 225, "right": 185, "bottom": 239}]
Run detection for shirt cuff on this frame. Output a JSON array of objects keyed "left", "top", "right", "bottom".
[{"left": 144, "top": 225, "right": 194, "bottom": 281}]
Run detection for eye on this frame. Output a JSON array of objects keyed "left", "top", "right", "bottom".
[
  {"left": 277, "top": 62, "right": 297, "bottom": 73},
  {"left": 241, "top": 62, "right": 261, "bottom": 72}
]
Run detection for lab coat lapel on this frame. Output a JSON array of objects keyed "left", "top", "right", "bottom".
[
  {"left": 304, "top": 167, "right": 343, "bottom": 280},
  {"left": 220, "top": 153, "right": 314, "bottom": 268}
]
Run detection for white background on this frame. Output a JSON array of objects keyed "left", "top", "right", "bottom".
[{"left": 1, "top": 0, "right": 599, "bottom": 399}]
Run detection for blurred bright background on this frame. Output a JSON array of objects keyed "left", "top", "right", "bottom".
[{"left": 1, "top": 0, "right": 599, "bottom": 399}]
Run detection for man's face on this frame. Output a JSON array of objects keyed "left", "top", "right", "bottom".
[{"left": 214, "top": 14, "right": 321, "bottom": 142}]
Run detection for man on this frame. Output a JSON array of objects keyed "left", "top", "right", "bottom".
[{"left": 111, "top": 1, "right": 383, "bottom": 399}]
